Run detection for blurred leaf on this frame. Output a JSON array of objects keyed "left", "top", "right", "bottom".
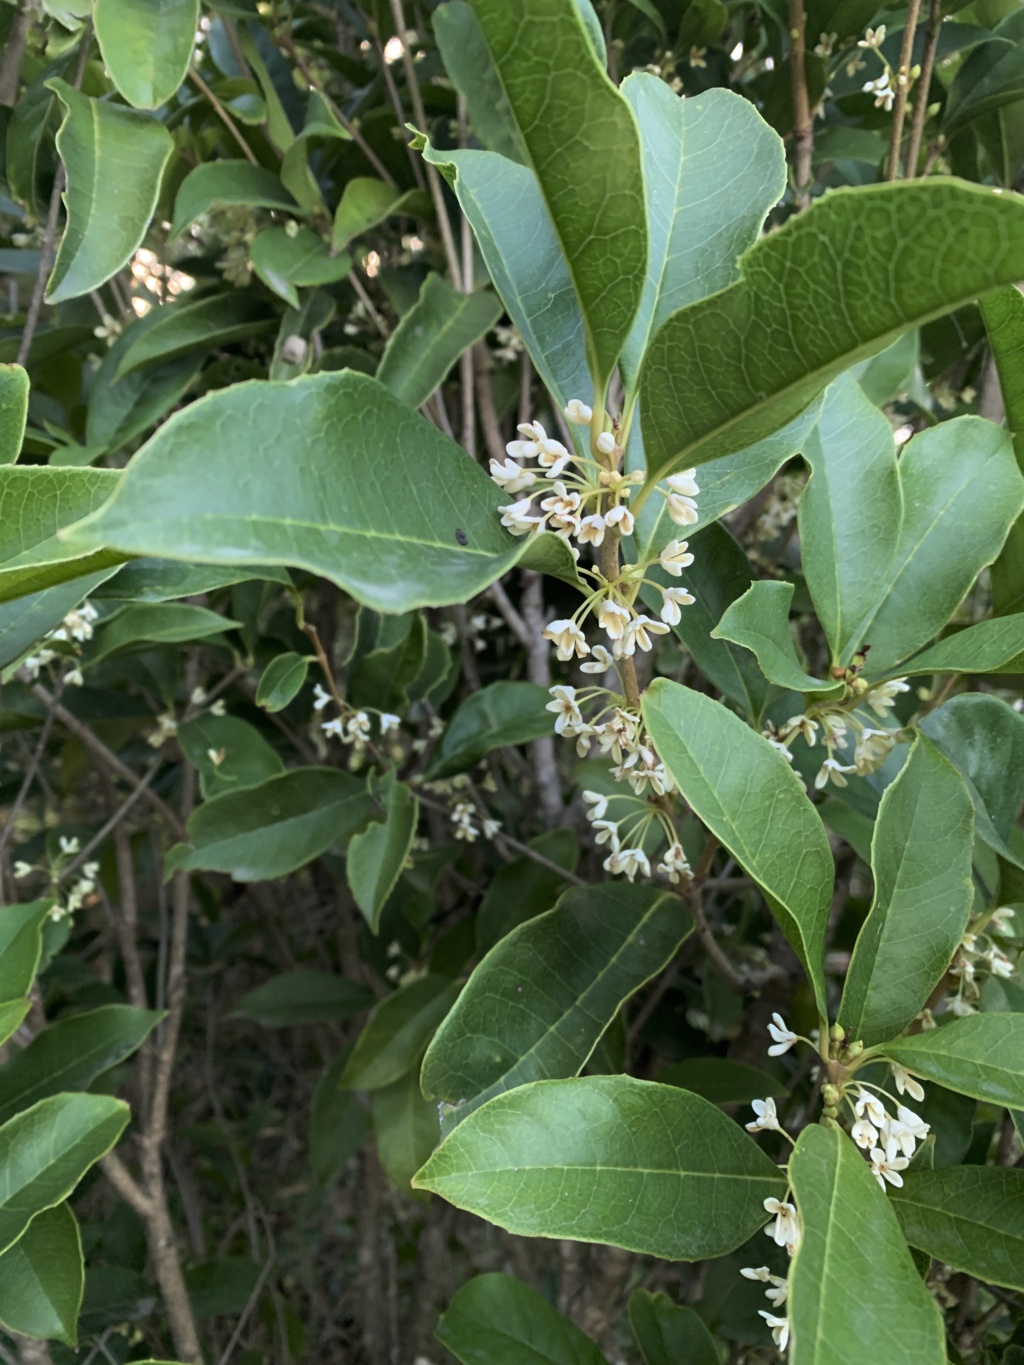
[
  {"left": 342, "top": 976, "right": 459, "bottom": 1091},
  {"left": 94, "top": 0, "right": 198, "bottom": 108},
  {"left": 377, "top": 274, "right": 502, "bottom": 410},
  {"left": 88, "top": 602, "right": 238, "bottom": 662},
  {"left": 657, "top": 1058, "right": 787, "bottom": 1105},
  {"left": 249, "top": 228, "right": 351, "bottom": 308},
  {"left": 0, "top": 900, "right": 52, "bottom": 1002},
  {"left": 170, "top": 160, "right": 297, "bottom": 237},
  {"left": 232, "top": 970, "right": 374, "bottom": 1027},
  {"left": 0, "top": 1203, "right": 82, "bottom": 1347},
  {"left": 428, "top": 681, "right": 552, "bottom": 779},
  {"left": 347, "top": 777, "right": 420, "bottom": 932},
  {"left": 945, "top": 8, "right": 1024, "bottom": 130},
  {"left": 371, "top": 1066, "right": 439, "bottom": 1191},
  {"left": 185, "top": 1258, "right": 261, "bottom": 1319},
  {"left": 980, "top": 283, "right": 1024, "bottom": 615},
  {"left": 476, "top": 829, "right": 579, "bottom": 953},
  {"left": 628, "top": 1289, "right": 717, "bottom": 1365},
  {"left": 309, "top": 1048, "right": 371, "bottom": 1183},
  {"left": 437, "top": 1273, "right": 609, "bottom": 1365},
  {"left": 111, "top": 295, "right": 279, "bottom": 382},
  {"left": 0, "top": 365, "right": 29, "bottom": 465}
]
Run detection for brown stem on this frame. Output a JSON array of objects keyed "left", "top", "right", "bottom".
[
  {"left": 903, "top": 0, "right": 941, "bottom": 177},
  {"left": 0, "top": 679, "right": 62, "bottom": 869},
  {"left": 886, "top": 0, "right": 923, "bottom": 181},
  {"left": 473, "top": 343, "right": 506, "bottom": 464},
  {"left": 0, "top": 4, "right": 31, "bottom": 107},
  {"left": 788, "top": 0, "right": 814, "bottom": 208},
  {"left": 188, "top": 67, "right": 258, "bottom": 165}
]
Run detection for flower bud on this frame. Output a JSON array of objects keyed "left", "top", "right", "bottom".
[
  {"left": 829, "top": 1022, "right": 845, "bottom": 1042},
  {"left": 822, "top": 1084, "right": 840, "bottom": 1107},
  {"left": 847, "top": 1040, "right": 864, "bottom": 1058}
]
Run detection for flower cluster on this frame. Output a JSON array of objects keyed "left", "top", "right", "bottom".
[
  {"left": 764, "top": 676, "right": 910, "bottom": 790},
  {"left": 847, "top": 1070, "right": 930, "bottom": 1191},
  {"left": 314, "top": 683, "right": 400, "bottom": 754},
  {"left": 855, "top": 21, "right": 919, "bottom": 111},
  {"left": 16, "top": 836, "right": 100, "bottom": 922},
  {"left": 945, "top": 906, "right": 1018, "bottom": 1015},
  {"left": 19, "top": 600, "right": 98, "bottom": 683},
  {"left": 743, "top": 1197, "right": 800, "bottom": 1350}
]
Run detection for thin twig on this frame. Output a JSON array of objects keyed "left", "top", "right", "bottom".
[
  {"left": 903, "top": 0, "right": 941, "bottom": 177},
  {"left": 886, "top": 0, "right": 923, "bottom": 181},
  {"left": 0, "top": 679, "right": 63, "bottom": 865},
  {"left": 473, "top": 343, "right": 507, "bottom": 464},
  {"left": 0, "top": 2, "right": 31, "bottom": 107},
  {"left": 101, "top": 1152, "right": 153, "bottom": 1218},
  {"left": 56, "top": 757, "right": 164, "bottom": 886},
  {"left": 188, "top": 67, "right": 258, "bottom": 165},
  {"left": 788, "top": 0, "right": 814, "bottom": 207}
]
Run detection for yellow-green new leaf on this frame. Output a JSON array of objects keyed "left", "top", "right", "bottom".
[{"left": 94, "top": 0, "right": 199, "bottom": 109}]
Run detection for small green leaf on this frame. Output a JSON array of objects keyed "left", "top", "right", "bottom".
[
  {"left": 232, "top": 970, "right": 374, "bottom": 1027},
  {"left": 643, "top": 679, "right": 832, "bottom": 1016},
  {"left": 0, "top": 900, "right": 52, "bottom": 1002},
  {"left": 0, "top": 467, "right": 121, "bottom": 604},
  {"left": 371, "top": 1067, "right": 440, "bottom": 1191},
  {"left": 980, "top": 284, "right": 1024, "bottom": 615},
  {"left": 377, "top": 274, "right": 502, "bottom": 410},
  {"left": 0, "top": 365, "right": 29, "bottom": 465},
  {"left": 0, "top": 1203, "right": 83, "bottom": 1347},
  {"left": 0, "top": 572, "right": 118, "bottom": 672},
  {"left": 656, "top": 1058, "right": 787, "bottom": 1106},
  {"left": 255, "top": 652, "right": 310, "bottom": 711},
  {"left": 421, "top": 884, "right": 691, "bottom": 1114},
  {"left": 249, "top": 227, "right": 351, "bottom": 307},
  {"left": 111, "top": 294, "right": 279, "bottom": 382},
  {"left": 882, "top": 1014, "right": 1024, "bottom": 1107},
  {"left": 331, "top": 177, "right": 431, "bottom": 251},
  {"left": 349, "top": 613, "right": 428, "bottom": 713},
  {"left": 168, "top": 767, "right": 371, "bottom": 881},
  {"left": 713, "top": 580, "right": 841, "bottom": 695},
  {"left": 309, "top": 1048, "right": 371, "bottom": 1184},
  {"left": 347, "top": 777, "right": 419, "bottom": 932},
  {"left": 0, "top": 1002, "right": 31, "bottom": 1051},
  {"left": 897, "top": 614, "right": 1024, "bottom": 675},
  {"left": 413, "top": 1075, "right": 786, "bottom": 1258},
  {"left": 890, "top": 1167, "right": 1024, "bottom": 1292},
  {"left": 788, "top": 1125, "right": 945, "bottom": 1365},
  {"left": 342, "top": 976, "right": 459, "bottom": 1092},
  {"left": 841, "top": 737, "right": 974, "bottom": 1046},
  {"left": 170, "top": 160, "right": 298, "bottom": 238},
  {"left": 45, "top": 81, "right": 173, "bottom": 304},
  {"left": 94, "top": 0, "right": 199, "bottom": 109},
  {"left": 176, "top": 714, "right": 284, "bottom": 798},
  {"left": 437, "top": 1273, "right": 609, "bottom": 1365},
  {"left": 628, "top": 1289, "right": 717, "bottom": 1365},
  {"left": 428, "top": 681, "right": 552, "bottom": 779},
  {"left": 88, "top": 602, "right": 238, "bottom": 663}
]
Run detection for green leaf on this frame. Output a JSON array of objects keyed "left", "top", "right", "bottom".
[
  {"left": 476, "top": 829, "right": 579, "bottom": 953},
  {"left": 94, "top": 0, "right": 198, "bottom": 109},
  {"left": 88, "top": 602, "right": 238, "bottom": 663},
  {"left": 168, "top": 767, "right": 371, "bottom": 881},
  {"left": 249, "top": 227, "right": 351, "bottom": 308},
  {"left": 980, "top": 284, "right": 1024, "bottom": 615},
  {"left": 170, "top": 160, "right": 298, "bottom": 238},
  {"left": 0, "top": 1005, "right": 161, "bottom": 1128},
  {"left": 0, "top": 1002, "right": 31, "bottom": 1051},
  {"left": 0, "top": 467, "right": 121, "bottom": 604},
  {"left": 945, "top": 8, "right": 1024, "bottom": 131},
  {"left": 0, "top": 1094, "right": 129, "bottom": 1256},
  {"left": 111, "top": 294, "right": 279, "bottom": 382},
  {"left": 437, "top": 1273, "right": 609, "bottom": 1365},
  {"left": 421, "top": 884, "right": 691, "bottom": 1115},
  {"left": 713, "top": 579, "right": 840, "bottom": 695},
  {"left": 628, "top": 1289, "right": 717, "bottom": 1365},
  {"left": 98, "top": 559, "right": 289, "bottom": 603},
  {"left": 840, "top": 736, "right": 974, "bottom": 1047},
  {"left": 460, "top": 0, "right": 646, "bottom": 389},
  {"left": 638, "top": 180, "right": 1024, "bottom": 484},
  {"left": 413, "top": 1075, "right": 786, "bottom": 1258},
  {"left": 882, "top": 1014, "right": 1024, "bottom": 1106},
  {"left": 643, "top": 679, "right": 833, "bottom": 1016},
  {"left": 428, "top": 681, "right": 551, "bottom": 779},
  {"left": 0, "top": 365, "right": 29, "bottom": 465},
  {"left": 371, "top": 1066, "right": 440, "bottom": 1191},
  {"left": 349, "top": 614, "right": 428, "bottom": 713},
  {"left": 176, "top": 714, "right": 284, "bottom": 798},
  {"left": 347, "top": 777, "right": 419, "bottom": 932},
  {"left": 341, "top": 976, "right": 459, "bottom": 1092},
  {"left": 434, "top": 2, "right": 528, "bottom": 163},
  {"left": 309, "top": 1048, "right": 371, "bottom": 1184},
  {"left": 898, "top": 614, "right": 1024, "bottom": 675},
  {"left": 890, "top": 1167, "right": 1024, "bottom": 1292},
  {"left": 656, "top": 1058, "right": 787, "bottom": 1106},
  {"left": 0, "top": 1203, "right": 82, "bottom": 1347},
  {"left": 255, "top": 652, "right": 310, "bottom": 711},
  {"left": 377, "top": 274, "right": 502, "bottom": 410},
  {"left": 331, "top": 177, "right": 430, "bottom": 252},
  {"left": 232, "top": 970, "right": 374, "bottom": 1027},
  {"left": 44, "top": 81, "right": 173, "bottom": 304},
  {"left": 788, "top": 1124, "right": 945, "bottom": 1365},
  {"left": 618, "top": 78, "right": 785, "bottom": 393},
  {"left": 0, "top": 900, "right": 52, "bottom": 1002},
  {"left": 63, "top": 373, "right": 544, "bottom": 614},
  {"left": 86, "top": 342, "right": 203, "bottom": 454},
  {"left": 0, "top": 571, "right": 118, "bottom": 672}
]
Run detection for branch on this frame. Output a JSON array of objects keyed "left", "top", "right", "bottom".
[
  {"left": 903, "top": 0, "right": 941, "bottom": 177},
  {"left": 886, "top": 0, "right": 923, "bottom": 181},
  {"left": 788, "top": 0, "right": 813, "bottom": 208}
]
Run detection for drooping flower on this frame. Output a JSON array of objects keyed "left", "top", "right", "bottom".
[
  {"left": 767, "top": 1012, "right": 798, "bottom": 1056},
  {"left": 865, "top": 676, "right": 910, "bottom": 718},
  {"left": 746, "top": 1097, "right": 781, "bottom": 1133},
  {"left": 546, "top": 685, "right": 584, "bottom": 734},
  {"left": 579, "top": 643, "right": 614, "bottom": 674},
  {"left": 542, "top": 619, "right": 590, "bottom": 661},
  {"left": 489, "top": 457, "right": 536, "bottom": 493},
  {"left": 656, "top": 842, "right": 691, "bottom": 884},
  {"left": 854, "top": 1088, "right": 887, "bottom": 1129},
  {"left": 581, "top": 789, "right": 609, "bottom": 822},
  {"left": 814, "top": 756, "right": 854, "bottom": 789},
  {"left": 598, "top": 600, "right": 631, "bottom": 642},
  {"left": 763, "top": 1197, "right": 800, "bottom": 1251},
  {"left": 892, "top": 1064, "right": 925, "bottom": 1103},
  {"left": 624, "top": 614, "right": 669, "bottom": 654},
  {"left": 603, "top": 847, "right": 651, "bottom": 882},
  {"left": 658, "top": 538, "right": 694, "bottom": 576},
  {"left": 499, "top": 496, "right": 544, "bottom": 536},
  {"left": 660, "top": 587, "right": 695, "bottom": 625}
]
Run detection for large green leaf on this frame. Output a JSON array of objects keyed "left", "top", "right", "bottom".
[
  {"left": 0, "top": 365, "right": 28, "bottom": 465},
  {"left": 436, "top": 1273, "right": 609, "bottom": 1365},
  {"left": 643, "top": 679, "right": 833, "bottom": 1015},
  {"left": 428, "top": 681, "right": 552, "bottom": 779},
  {"left": 0, "top": 571, "right": 119, "bottom": 672},
  {"left": 461, "top": 0, "right": 646, "bottom": 389},
  {"left": 94, "top": 0, "right": 198, "bottom": 109},
  {"left": 618, "top": 78, "right": 785, "bottom": 394},
  {"left": 341, "top": 976, "right": 459, "bottom": 1092},
  {"left": 981, "top": 284, "right": 1024, "bottom": 615},
  {"left": 881, "top": 1014, "right": 1024, "bottom": 1106},
  {"left": 0, "top": 467, "right": 121, "bottom": 604},
  {"left": 628, "top": 1289, "right": 717, "bottom": 1365},
  {"left": 434, "top": 1, "right": 527, "bottom": 163},
  {"left": 111, "top": 294, "right": 279, "bottom": 382},
  {"left": 897, "top": 615, "right": 1024, "bottom": 675},
  {"left": 347, "top": 777, "right": 419, "bottom": 932},
  {"left": 0, "top": 1094, "right": 129, "bottom": 1256},
  {"left": 840, "top": 737, "right": 974, "bottom": 1047},
  {"left": 64, "top": 373, "right": 551, "bottom": 614},
  {"left": 377, "top": 274, "right": 502, "bottom": 410},
  {"left": 231, "top": 970, "right": 373, "bottom": 1027},
  {"left": 0, "top": 1005, "right": 161, "bottom": 1128},
  {"left": 44, "top": 81, "right": 173, "bottom": 304},
  {"left": 167, "top": 767, "right": 371, "bottom": 881},
  {"left": 713, "top": 579, "right": 841, "bottom": 695},
  {"left": 0, "top": 1203, "right": 82, "bottom": 1347},
  {"left": 421, "top": 884, "right": 691, "bottom": 1114},
  {"left": 371, "top": 1066, "right": 440, "bottom": 1191},
  {"left": 890, "top": 1167, "right": 1024, "bottom": 1292},
  {"left": 170, "top": 160, "right": 298, "bottom": 238},
  {"left": 413, "top": 1075, "right": 786, "bottom": 1258},
  {"left": 788, "top": 1125, "right": 945, "bottom": 1365},
  {"left": 476, "top": 829, "right": 579, "bottom": 953},
  {"left": 637, "top": 180, "right": 1024, "bottom": 484}
]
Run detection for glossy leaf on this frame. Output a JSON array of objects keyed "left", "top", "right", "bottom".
[
  {"left": 232, "top": 970, "right": 374, "bottom": 1027},
  {"left": 45, "top": 81, "right": 173, "bottom": 304},
  {"left": 64, "top": 373, "right": 546, "bottom": 614},
  {"left": 249, "top": 228, "right": 351, "bottom": 308},
  {"left": 980, "top": 283, "right": 1024, "bottom": 615},
  {"left": 462, "top": 0, "right": 646, "bottom": 388},
  {"left": 331, "top": 177, "right": 431, "bottom": 251},
  {"left": 170, "top": 160, "right": 298, "bottom": 238},
  {"left": 0, "top": 467, "right": 121, "bottom": 604},
  {"left": 840, "top": 736, "right": 974, "bottom": 1046},
  {"left": 0, "top": 1005, "right": 161, "bottom": 1128},
  {"left": 421, "top": 884, "right": 691, "bottom": 1113},
  {"left": 0, "top": 1094, "right": 129, "bottom": 1256},
  {"left": 882, "top": 1014, "right": 1024, "bottom": 1106},
  {"left": 0, "top": 1203, "right": 83, "bottom": 1347},
  {"left": 111, "top": 295, "right": 279, "bottom": 381},
  {"left": 788, "top": 1124, "right": 945, "bottom": 1365},
  {"left": 891, "top": 1167, "right": 1024, "bottom": 1292},
  {"left": 437, "top": 1273, "right": 609, "bottom": 1365},
  {"left": 377, "top": 274, "right": 502, "bottom": 410},
  {"left": 643, "top": 679, "right": 833, "bottom": 1015},
  {"left": 176, "top": 714, "right": 284, "bottom": 798},
  {"left": 413, "top": 1075, "right": 786, "bottom": 1258},
  {"left": 255, "top": 652, "right": 310, "bottom": 711},
  {"left": 433, "top": 1, "right": 527, "bottom": 163},
  {"left": 428, "top": 681, "right": 552, "bottom": 779},
  {"left": 713, "top": 579, "right": 840, "bottom": 695},
  {"left": 371, "top": 1067, "right": 440, "bottom": 1191},
  {"left": 88, "top": 602, "right": 238, "bottom": 663},
  {"left": 628, "top": 1289, "right": 717, "bottom": 1365},
  {"left": 638, "top": 180, "right": 1024, "bottom": 483},
  {"left": 341, "top": 976, "right": 459, "bottom": 1092},
  {"left": 618, "top": 78, "right": 785, "bottom": 392},
  {"left": 897, "top": 614, "right": 1024, "bottom": 675},
  {"left": 168, "top": 767, "right": 371, "bottom": 881},
  {"left": 0, "top": 365, "right": 28, "bottom": 465},
  {"left": 347, "top": 777, "right": 420, "bottom": 931},
  {"left": 94, "top": 0, "right": 198, "bottom": 109}
]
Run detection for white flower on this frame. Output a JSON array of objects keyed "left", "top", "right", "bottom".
[
  {"left": 64, "top": 667, "right": 84, "bottom": 687},
  {"left": 666, "top": 469, "right": 699, "bottom": 498},
  {"left": 546, "top": 685, "right": 584, "bottom": 734},
  {"left": 865, "top": 677, "right": 910, "bottom": 718},
  {"left": 758, "top": 1311, "right": 790, "bottom": 1350},
  {"left": 451, "top": 800, "right": 478, "bottom": 842},
  {"left": 892, "top": 1064, "right": 925, "bottom": 1103},
  {"left": 746, "top": 1097, "right": 781, "bottom": 1133},
  {"left": 763, "top": 1198, "right": 800, "bottom": 1251},
  {"left": 851, "top": 1117, "right": 878, "bottom": 1150},
  {"left": 604, "top": 503, "right": 635, "bottom": 536},
  {"left": 625, "top": 747, "right": 671, "bottom": 797},
  {"left": 593, "top": 709, "right": 638, "bottom": 764},
  {"left": 322, "top": 717, "right": 345, "bottom": 738},
  {"left": 820, "top": 712, "right": 848, "bottom": 745},
  {"left": 564, "top": 399, "right": 592, "bottom": 425},
  {"left": 870, "top": 1146, "right": 909, "bottom": 1190},
  {"left": 858, "top": 23, "right": 886, "bottom": 47},
  {"left": 948, "top": 993, "right": 977, "bottom": 1016},
  {"left": 767, "top": 1012, "right": 798, "bottom": 1056},
  {"left": 489, "top": 457, "right": 536, "bottom": 493},
  {"left": 12, "top": 861, "right": 33, "bottom": 879},
  {"left": 785, "top": 714, "right": 819, "bottom": 746},
  {"left": 666, "top": 492, "right": 699, "bottom": 526},
  {"left": 380, "top": 712, "right": 401, "bottom": 735},
  {"left": 536, "top": 437, "right": 571, "bottom": 470},
  {"left": 766, "top": 735, "right": 794, "bottom": 763},
  {"left": 576, "top": 514, "right": 606, "bottom": 546},
  {"left": 884, "top": 1106, "right": 929, "bottom": 1160},
  {"left": 58, "top": 835, "right": 80, "bottom": 856},
  {"left": 346, "top": 711, "right": 372, "bottom": 748},
  {"left": 853, "top": 1087, "right": 887, "bottom": 1128},
  {"left": 595, "top": 431, "right": 616, "bottom": 456},
  {"left": 592, "top": 819, "right": 620, "bottom": 852},
  {"left": 863, "top": 73, "right": 895, "bottom": 110},
  {"left": 742, "top": 1267, "right": 789, "bottom": 1308},
  {"left": 579, "top": 643, "right": 614, "bottom": 675},
  {"left": 990, "top": 906, "right": 1016, "bottom": 935},
  {"left": 814, "top": 757, "right": 854, "bottom": 789},
  {"left": 988, "top": 945, "right": 1015, "bottom": 978},
  {"left": 603, "top": 847, "right": 650, "bottom": 882},
  {"left": 598, "top": 600, "right": 631, "bottom": 641},
  {"left": 312, "top": 683, "right": 332, "bottom": 711},
  {"left": 659, "top": 539, "right": 694, "bottom": 576},
  {"left": 482, "top": 818, "right": 501, "bottom": 839},
  {"left": 625, "top": 614, "right": 669, "bottom": 654},
  {"left": 582, "top": 789, "right": 609, "bottom": 821},
  {"left": 656, "top": 842, "right": 691, "bottom": 884},
  {"left": 853, "top": 726, "right": 896, "bottom": 775},
  {"left": 542, "top": 618, "right": 589, "bottom": 661},
  {"left": 147, "top": 713, "right": 178, "bottom": 747},
  {"left": 540, "top": 482, "right": 581, "bottom": 518},
  {"left": 660, "top": 587, "right": 695, "bottom": 625},
  {"left": 499, "top": 496, "right": 544, "bottom": 536}
]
